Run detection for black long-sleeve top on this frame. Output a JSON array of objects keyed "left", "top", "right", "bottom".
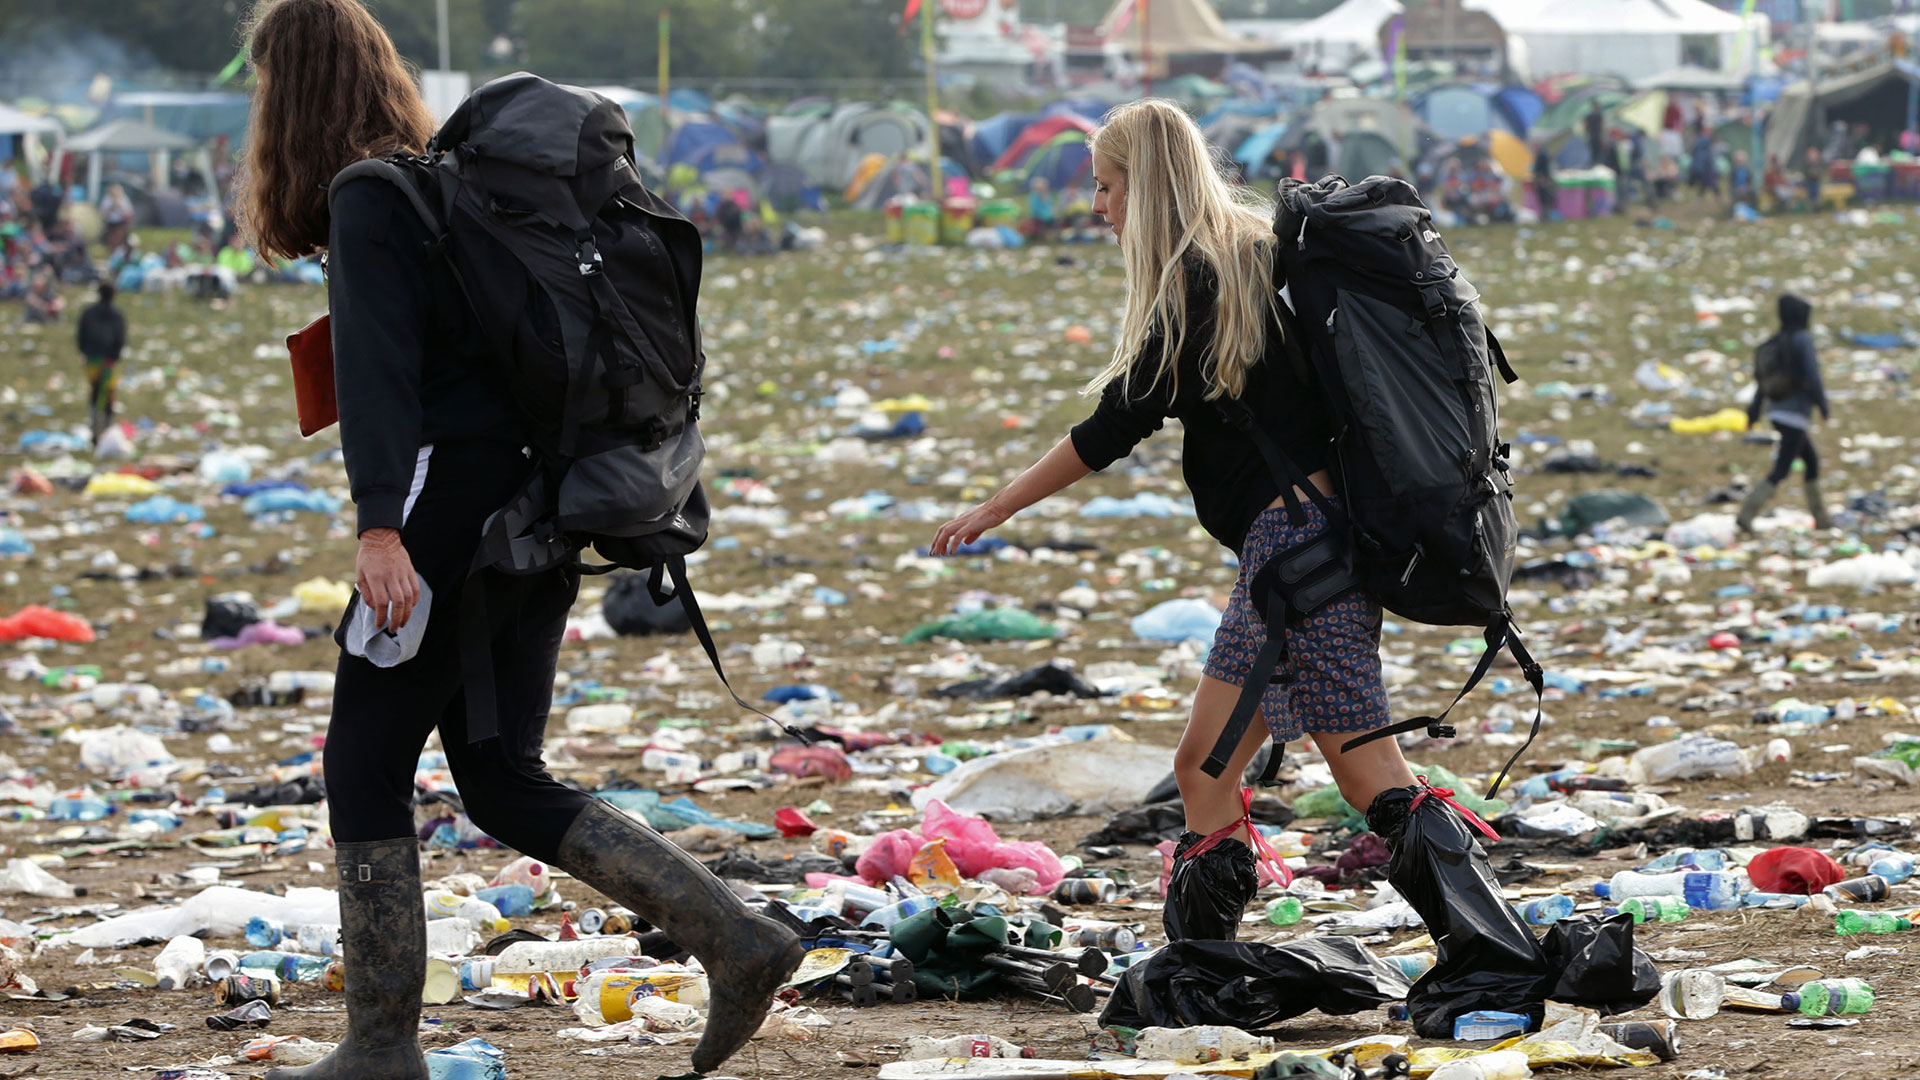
[
  {"left": 326, "top": 177, "right": 524, "bottom": 535},
  {"left": 77, "top": 301, "right": 126, "bottom": 360},
  {"left": 1748, "top": 295, "right": 1830, "bottom": 429},
  {"left": 1069, "top": 259, "right": 1332, "bottom": 554}
]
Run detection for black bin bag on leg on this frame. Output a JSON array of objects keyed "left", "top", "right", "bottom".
[
  {"left": 1371, "top": 785, "right": 1549, "bottom": 1038},
  {"left": 1163, "top": 829, "right": 1259, "bottom": 942}
]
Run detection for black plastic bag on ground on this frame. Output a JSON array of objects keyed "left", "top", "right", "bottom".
[
  {"left": 931, "top": 660, "right": 1100, "bottom": 701},
  {"left": 601, "top": 571, "right": 693, "bottom": 636},
  {"left": 1099, "top": 938, "right": 1411, "bottom": 1030},
  {"left": 202, "top": 594, "right": 260, "bottom": 640},
  {"left": 1389, "top": 793, "right": 1550, "bottom": 1038},
  {"left": 1539, "top": 911, "right": 1659, "bottom": 1013},
  {"left": 1163, "top": 831, "right": 1258, "bottom": 941}
]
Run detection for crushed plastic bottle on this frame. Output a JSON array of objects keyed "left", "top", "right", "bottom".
[
  {"left": 902, "top": 1034, "right": 1031, "bottom": 1060},
  {"left": 1132, "top": 1026, "right": 1275, "bottom": 1064}
]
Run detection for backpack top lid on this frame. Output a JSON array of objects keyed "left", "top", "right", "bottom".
[{"left": 434, "top": 72, "right": 634, "bottom": 178}]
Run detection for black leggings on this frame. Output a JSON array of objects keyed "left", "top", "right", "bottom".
[
  {"left": 323, "top": 440, "right": 592, "bottom": 858},
  {"left": 1767, "top": 422, "right": 1819, "bottom": 484}
]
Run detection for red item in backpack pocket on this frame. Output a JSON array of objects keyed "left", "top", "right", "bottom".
[
  {"left": 287, "top": 315, "right": 338, "bottom": 437},
  {"left": 1747, "top": 846, "right": 1845, "bottom": 894}
]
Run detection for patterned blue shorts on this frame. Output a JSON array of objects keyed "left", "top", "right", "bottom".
[{"left": 1202, "top": 499, "right": 1390, "bottom": 743}]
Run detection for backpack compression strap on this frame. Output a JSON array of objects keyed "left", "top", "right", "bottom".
[
  {"left": 654, "top": 558, "right": 814, "bottom": 746},
  {"left": 1339, "top": 612, "right": 1545, "bottom": 800}
]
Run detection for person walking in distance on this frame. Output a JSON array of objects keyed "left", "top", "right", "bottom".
[
  {"left": 1739, "top": 294, "right": 1833, "bottom": 532},
  {"left": 76, "top": 282, "right": 127, "bottom": 449},
  {"left": 234, "top": 3, "right": 800, "bottom": 1077}
]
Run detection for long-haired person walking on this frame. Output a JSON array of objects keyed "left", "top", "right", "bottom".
[
  {"left": 237, "top": 2, "right": 800, "bottom": 1075},
  {"left": 933, "top": 99, "right": 1547, "bottom": 1032}
]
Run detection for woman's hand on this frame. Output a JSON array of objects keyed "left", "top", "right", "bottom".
[
  {"left": 931, "top": 500, "right": 1011, "bottom": 557},
  {"left": 356, "top": 527, "right": 419, "bottom": 630}
]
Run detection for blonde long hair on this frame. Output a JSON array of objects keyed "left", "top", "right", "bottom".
[{"left": 1086, "top": 99, "right": 1279, "bottom": 402}]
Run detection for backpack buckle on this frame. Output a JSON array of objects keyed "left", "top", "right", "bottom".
[{"left": 576, "top": 239, "right": 603, "bottom": 277}]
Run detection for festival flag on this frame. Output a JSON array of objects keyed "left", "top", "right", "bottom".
[{"left": 904, "top": 0, "right": 922, "bottom": 21}]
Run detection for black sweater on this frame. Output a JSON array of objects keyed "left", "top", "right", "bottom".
[
  {"left": 1747, "top": 294, "right": 1830, "bottom": 428},
  {"left": 1069, "top": 262, "right": 1331, "bottom": 553},
  {"left": 327, "top": 177, "right": 524, "bottom": 535}
]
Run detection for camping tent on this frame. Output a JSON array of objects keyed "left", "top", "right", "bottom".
[
  {"left": 98, "top": 92, "right": 250, "bottom": 145},
  {"left": 1764, "top": 61, "right": 1920, "bottom": 167},
  {"left": 1463, "top": 0, "right": 1746, "bottom": 83},
  {"left": 972, "top": 112, "right": 1038, "bottom": 167},
  {"left": 990, "top": 114, "right": 1097, "bottom": 175},
  {"left": 1281, "top": 0, "right": 1401, "bottom": 75},
  {"left": 1096, "top": 0, "right": 1270, "bottom": 75},
  {"left": 1010, "top": 130, "right": 1093, "bottom": 192},
  {"left": 60, "top": 120, "right": 203, "bottom": 204},
  {"left": 0, "top": 103, "right": 65, "bottom": 182},
  {"left": 661, "top": 119, "right": 761, "bottom": 175},
  {"left": 1417, "top": 84, "right": 1521, "bottom": 141},
  {"left": 767, "top": 103, "right": 931, "bottom": 190}
]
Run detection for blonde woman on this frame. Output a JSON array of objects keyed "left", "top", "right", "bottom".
[{"left": 933, "top": 100, "right": 1543, "bottom": 1028}]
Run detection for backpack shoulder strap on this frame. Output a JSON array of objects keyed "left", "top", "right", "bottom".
[{"left": 328, "top": 158, "right": 443, "bottom": 239}]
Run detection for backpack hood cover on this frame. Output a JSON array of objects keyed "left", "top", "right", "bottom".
[{"left": 437, "top": 71, "right": 632, "bottom": 178}]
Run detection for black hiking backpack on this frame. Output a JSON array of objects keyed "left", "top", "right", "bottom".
[
  {"left": 326, "top": 73, "right": 804, "bottom": 744},
  {"left": 1753, "top": 334, "right": 1796, "bottom": 401},
  {"left": 1198, "top": 175, "right": 1543, "bottom": 799}
]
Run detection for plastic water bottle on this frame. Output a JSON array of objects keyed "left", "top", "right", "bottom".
[
  {"left": 1513, "top": 894, "right": 1574, "bottom": 925},
  {"left": 425, "top": 1036, "right": 506, "bottom": 1080},
  {"left": 1741, "top": 891, "right": 1812, "bottom": 908},
  {"left": 423, "top": 891, "right": 510, "bottom": 933},
  {"left": 1680, "top": 872, "right": 1744, "bottom": 910},
  {"left": 901, "top": 1034, "right": 1031, "bottom": 1060},
  {"left": 476, "top": 884, "right": 533, "bottom": 918},
  {"left": 1265, "top": 897, "right": 1304, "bottom": 925},
  {"left": 490, "top": 856, "right": 549, "bottom": 892},
  {"left": 1387, "top": 952, "right": 1435, "bottom": 980},
  {"left": 488, "top": 936, "right": 642, "bottom": 980},
  {"left": 1619, "top": 896, "right": 1688, "bottom": 923},
  {"left": 1782, "top": 978, "right": 1875, "bottom": 1016},
  {"left": 1835, "top": 911, "right": 1913, "bottom": 935},
  {"left": 153, "top": 935, "right": 206, "bottom": 990},
  {"left": 1868, "top": 854, "right": 1916, "bottom": 885},
  {"left": 47, "top": 794, "right": 112, "bottom": 821},
  {"left": 861, "top": 894, "right": 940, "bottom": 929},
  {"left": 1132, "top": 1026, "right": 1275, "bottom": 1065},
  {"left": 268, "top": 671, "right": 336, "bottom": 695},
  {"left": 239, "top": 950, "right": 330, "bottom": 983}
]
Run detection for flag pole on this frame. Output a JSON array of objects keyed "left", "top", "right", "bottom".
[
  {"left": 1140, "top": 0, "right": 1152, "bottom": 98},
  {"left": 658, "top": 9, "right": 672, "bottom": 118},
  {"left": 923, "top": 0, "right": 942, "bottom": 196}
]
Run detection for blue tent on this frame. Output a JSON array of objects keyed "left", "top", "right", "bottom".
[
  {"left": 667, "top": 88, "right": 713, "bottom": 114},
  {"left": 1044, "top": 97, "right": 1113, "bottom": 124},
  {"left": 662, "top": 120, "right": 761, "bottom": 174},
  {"left": 1234, "top": 123, "right": 1290, "bottom": 172},
  {"left": 971, "top": 112, "right": 1037, "bottom": 167},
  {"left": 1493, "top": 86, "right": 1545, "bottom": 135},
  {"left": 1417, "top": 86, "right": 1510, "bottom": 141},
  {"left": 1014, "top": 132, "right": 1091, "bottom": 192}
]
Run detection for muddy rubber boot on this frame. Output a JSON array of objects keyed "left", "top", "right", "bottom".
[
  {"left": 1734, "top": 478, "right": 1776, "bottom": 534},
  {"left": 1163, "top": 829, "right": 1259, "bottom": 942},
  {"left": 555, "top": 799, "right": 804, "bottom": 1074},
  {"left": 1367, "top": 786, "right": 1548, "bottom": 1038},
  {"left": 1804, "top": 480, "right": 1834, "bottom": 529},
  {"left": 265, "top": 836, "right": 427, "bottom": 1080}
]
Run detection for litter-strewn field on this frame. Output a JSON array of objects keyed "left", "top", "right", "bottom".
[{"left": 4, "top": 207, "right": 1920, "bottom": 1079}]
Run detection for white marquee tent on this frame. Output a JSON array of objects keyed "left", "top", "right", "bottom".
[
  {"left": 1465, "top": 0, "right": 1757, "bottom": 83},
  {"left": 1281, "top": 0, "right": 1403, "bottom": 75}
]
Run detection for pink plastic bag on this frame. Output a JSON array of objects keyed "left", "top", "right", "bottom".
[
  {"left": 922, "top": 800, "right": 1066, "bottom": 891},
  {"left": 854, "top": 828, "right": 926, "bottom": 885}
]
